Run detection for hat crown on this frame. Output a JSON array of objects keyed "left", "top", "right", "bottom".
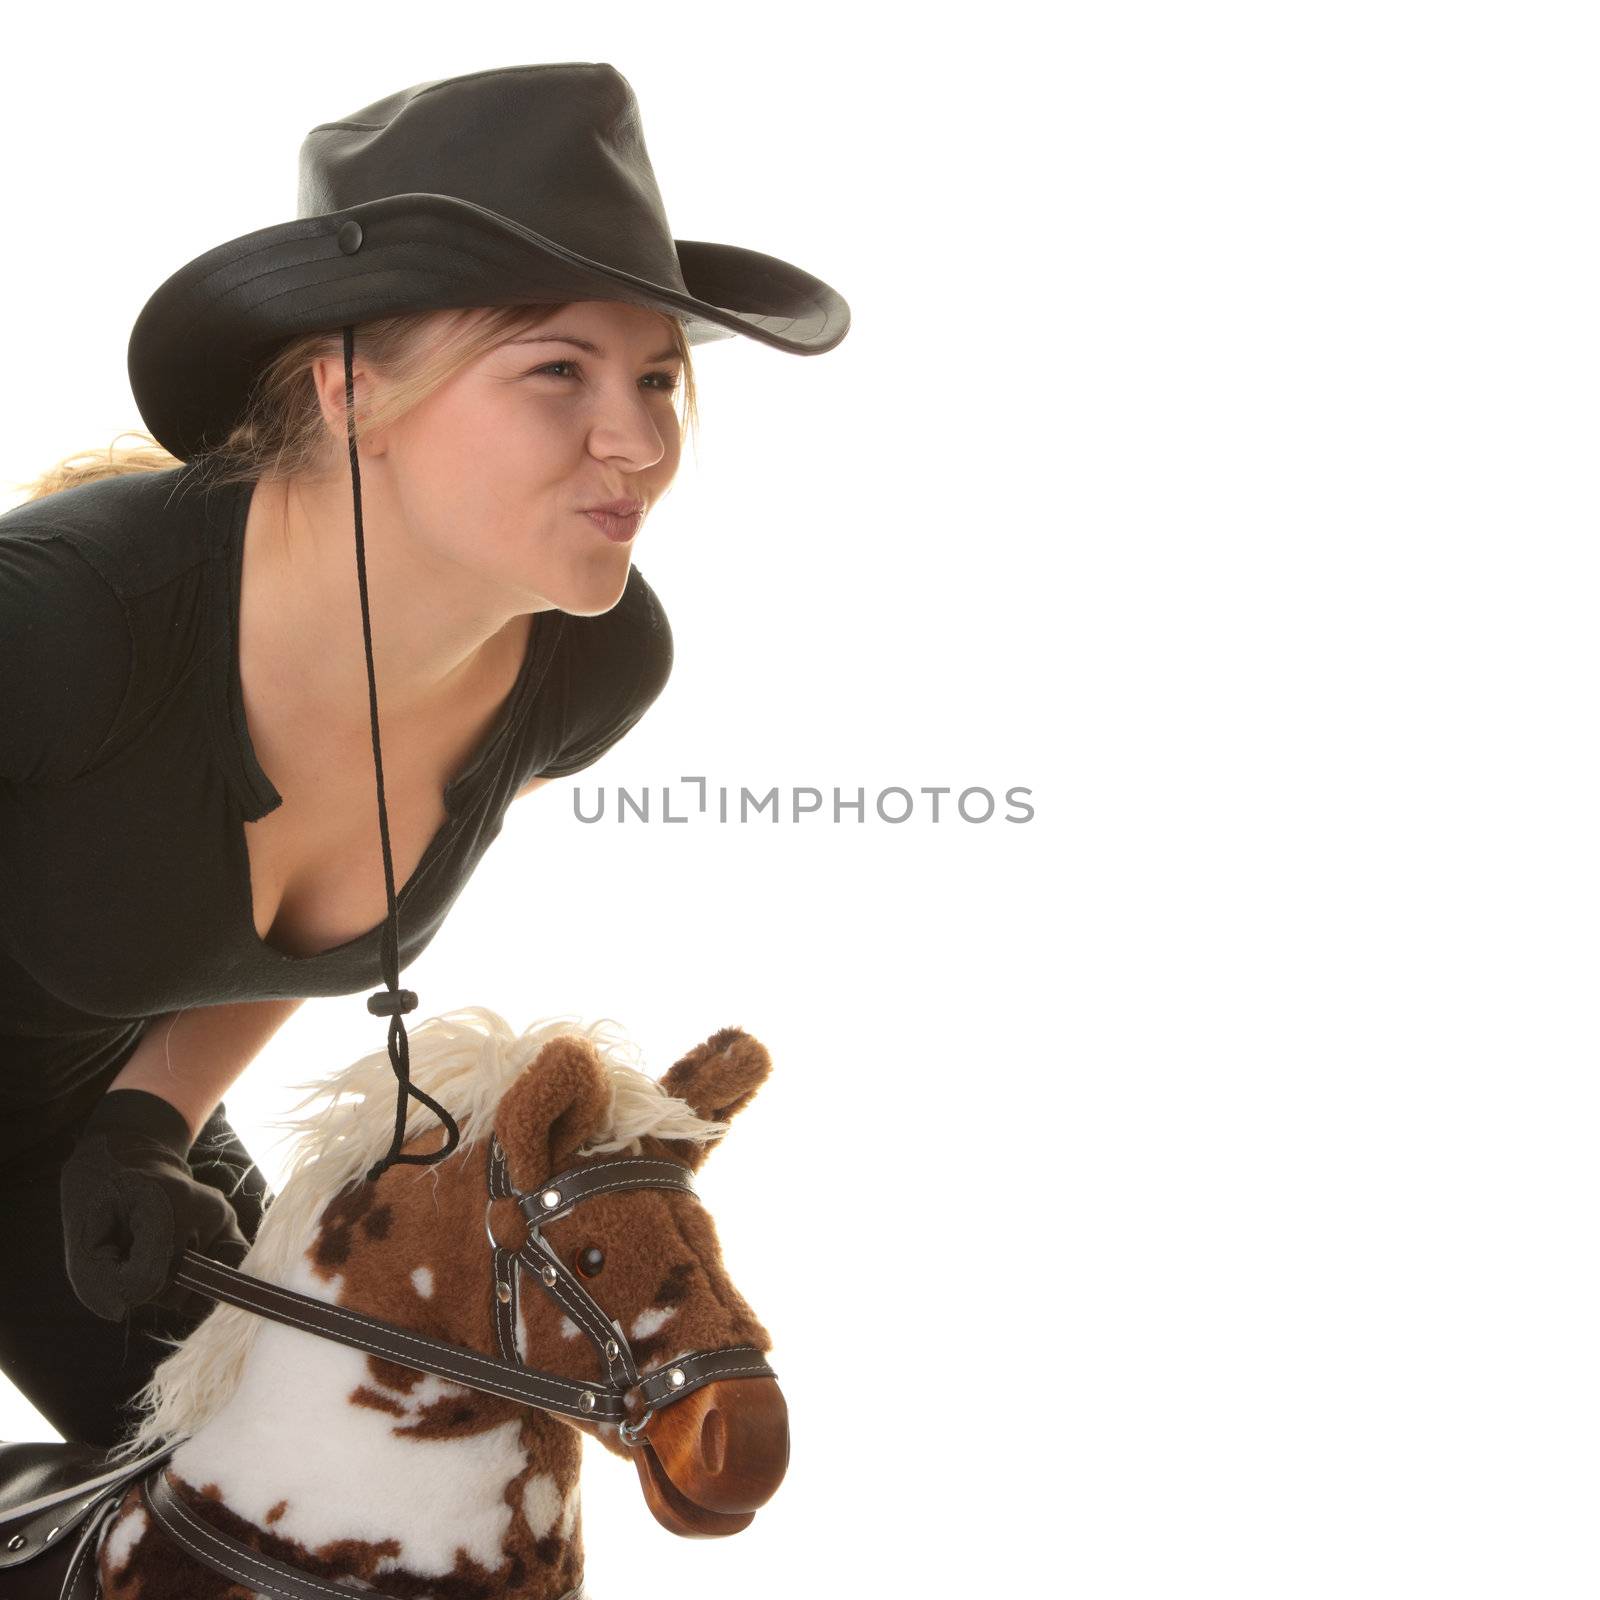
[
  {"left": 128, "top": 59, "right": 849, "bottom": 462},
  {"left": 297, "top": 62, "right": 683, "bottom": 288}
]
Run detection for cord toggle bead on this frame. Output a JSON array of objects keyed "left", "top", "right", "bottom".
[{"left": 367, "top": 988, "right": 419, "bottom": 1016}]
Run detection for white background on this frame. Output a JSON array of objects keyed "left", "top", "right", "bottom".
[{"left": 1, "top": 3, "right": 1596, "bottom": 1595}]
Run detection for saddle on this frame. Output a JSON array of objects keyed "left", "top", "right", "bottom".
[{"left": 0, "top": 1440, "right": 179, "bottom": 1599}]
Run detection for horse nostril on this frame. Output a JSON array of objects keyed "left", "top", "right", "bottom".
[{"left": 699, "top": 1405, "right": 727, "bottom": 1476}]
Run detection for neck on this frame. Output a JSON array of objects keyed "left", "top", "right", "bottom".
[
  {"left": 112, "top": 1250, "right": 586, "bottom": 1598},
  {"left": 240, "top": 468, "right": 538, "bottom": 741}
]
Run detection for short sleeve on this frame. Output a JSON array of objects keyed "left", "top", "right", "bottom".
[
  {"left": 0, "top": 532, "right": 133, "bottom": 784},
  {"left": 539, "top": 569, "right": 674, "bottom": 779}
]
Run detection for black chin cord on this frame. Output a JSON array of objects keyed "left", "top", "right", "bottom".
[{"left": 341, "top": 323, "right": 461, "bottom": 1182}]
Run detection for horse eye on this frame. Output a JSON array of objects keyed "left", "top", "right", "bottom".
[{"left": 576, "top": 1245, "right": 605, "bottom": 1278}]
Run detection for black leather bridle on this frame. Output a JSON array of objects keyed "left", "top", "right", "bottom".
[{"left": 122, "top": 1133, "right": 779, "bottom": 1600}]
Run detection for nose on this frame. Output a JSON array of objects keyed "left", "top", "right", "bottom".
[
  {"left": 588, "top": 390, "right": 672, "bottom": 472},
  {"left": 641, "top": 1375, "right": 789, "bottom": 1514}
]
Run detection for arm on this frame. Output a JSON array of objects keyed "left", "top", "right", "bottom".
[
  {"left": 515, "top": 775, "right": 555, "bottom": 800},
  {"left": 106, "top": 997, "right": 306, "bottom": 1145}
]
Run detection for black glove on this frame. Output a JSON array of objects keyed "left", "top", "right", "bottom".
[{"left": 60, "top": 1089, "right": 250, "bottom": 1323}]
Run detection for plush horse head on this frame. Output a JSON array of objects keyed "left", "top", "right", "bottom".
[{"left": 93, "top": 1011, "right": 784, "bottom": 1600}]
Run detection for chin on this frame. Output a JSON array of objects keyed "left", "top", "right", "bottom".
[{"left": 554, "top": 557, "right": 633, "bottom": 618}]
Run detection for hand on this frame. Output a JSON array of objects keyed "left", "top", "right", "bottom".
[{"left": 60, "top": 1090, "right": 250, "bottom": 1323}]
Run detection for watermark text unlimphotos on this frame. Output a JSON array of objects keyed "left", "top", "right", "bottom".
[{"left": 568, "top": 777, "right": 1035, "bottom": 824}]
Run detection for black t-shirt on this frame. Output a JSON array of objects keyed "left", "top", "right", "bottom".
[{"left": 0, "top": 459, "right": 672, "bottom": 1162}]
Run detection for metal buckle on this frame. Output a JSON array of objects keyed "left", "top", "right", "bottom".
[
  {"left": 618, "top": 1408, "right": 655, "bottom": 1448},
  {"left": 617, "top": 1373, "right": 666, "bottom": 1448},
  {"left": 488, "top": 1193, "right": 540, "bottom": 1255}
]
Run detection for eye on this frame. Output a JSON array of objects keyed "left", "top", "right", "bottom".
[
  {"left": 575, "top": 1245, "right": 605, "bottom": 1278},
  {"left": 528, "top": 359, "right": 680, "bottom": 394}
]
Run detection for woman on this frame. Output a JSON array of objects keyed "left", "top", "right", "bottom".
[{"left": 0, "top": 62, "right": 849, "bottom": 1448}]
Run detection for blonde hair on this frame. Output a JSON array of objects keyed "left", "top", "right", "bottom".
[{"left": 14, "top": 301, "right": 700, "bottom": 501}]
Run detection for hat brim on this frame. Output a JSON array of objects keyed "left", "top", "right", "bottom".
[{"left": 128, "top": 191, "right": 850, "bottom": 461}]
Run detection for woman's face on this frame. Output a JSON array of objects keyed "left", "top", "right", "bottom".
[{"left": 367, "top": 299, "right": 685, "bottom": 619}]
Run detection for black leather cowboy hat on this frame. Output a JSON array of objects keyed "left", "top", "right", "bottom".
[{"left": 127, "top": 60, "right": 851, "bottom": 462}]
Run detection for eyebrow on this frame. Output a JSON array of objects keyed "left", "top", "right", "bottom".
[{"left": 506, "top": 333, "right": 682, "bottom": 363}]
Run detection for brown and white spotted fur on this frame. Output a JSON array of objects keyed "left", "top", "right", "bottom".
[{"left": 91, "top": 1014, "right": 775, "bottom": 1599}]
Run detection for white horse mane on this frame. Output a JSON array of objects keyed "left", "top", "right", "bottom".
[{"left": 106, "top": 1006, "right": 729, "bottom": 1463}]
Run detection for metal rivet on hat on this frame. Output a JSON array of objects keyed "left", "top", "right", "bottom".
[
  {"left": 496, "top": 1281, "right": 512, "bottom": 1303},
  {"left": 336, "top": 219, "right": 363, "bottom": 255},
  {"left": 540, "top": 1188, "right": 561, "bottom": 1209},
  {"left": 668, "top": 1367, "right": 686, "bottom": 1388}
]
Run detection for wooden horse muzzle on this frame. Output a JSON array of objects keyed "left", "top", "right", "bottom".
[{"left": 630, "top": 1376, "right": 789, "bottom": 1536}]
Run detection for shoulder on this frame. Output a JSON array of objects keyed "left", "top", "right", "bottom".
[
  {"left": 573, "top": 563, "right": 671, "bottom": 649},
  {"left": 0, "top": 462, "right": 227, "bottom": 785},
  {"left": 533, "top": 565, "right": 674, "bottom": 780},
  {"left": 0, "top": 522, "right": 133, "bottom": 783},
  {"left": 0, "top": 462, "right": 224, "bottom": 600},
  {"left": 560, "top": 564, "right": 673, "bottom": 701},
  {"left": 621, "top": 563, "right": 673, "bottom": 697}
]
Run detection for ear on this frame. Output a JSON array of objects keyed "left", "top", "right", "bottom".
[
  {"left": 656, "top": 1026, "right": 772, "bottom": 1172},
  {"left": 309, "top": 349, "right": 389, "bottom": 458},
  {"left": 493, "top": 1032, "right": 613, "bottom": 1188}
]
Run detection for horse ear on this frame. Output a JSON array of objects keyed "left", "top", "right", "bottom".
[
  {"left": 656, "top": 1026, "right": 772, "bottom": 1171},
  {"left": 494, "top": 1032, "right": 613, "bottom": 1186}
]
